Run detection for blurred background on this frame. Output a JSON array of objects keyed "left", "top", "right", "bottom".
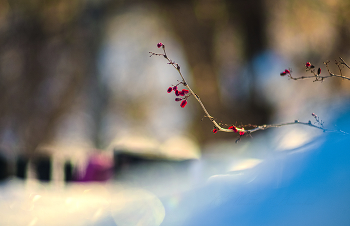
[{"left": 0, "top": 0, "right": 350, "bottom": 225}]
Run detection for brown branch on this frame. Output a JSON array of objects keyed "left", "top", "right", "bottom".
[
  {"left": 149, "top": 46, "right": 222, "bottom": 129},
  {"left": 340, "top": 57, "right": 350, "bottom": 70},
  {"left": 247, "top": 120, "right": 348, "bottom": 134},
  {"left": 283, "top": 59, "right": 350, "bottom": 82},
  {"left": 150, "top": 45, "right": 348, "bottom": 139}
]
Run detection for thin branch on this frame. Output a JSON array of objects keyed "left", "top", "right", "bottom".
[
  {"left": 340, "top": 57, "right": 350, "bottom": 70},
  {"left": 282, "top": 59, "right": 350, "bottom": 81},
  {"left": 289, "top": 74, "right": 350, "bottom": 81},
  {"left": 150, "top": 46, "right": 220, "bottom": 129},
  {"left": 150, "top": 45, "right": 348, "bottom": 139},
  {"left": 247, "top": 120, "right": 348, "bottom": 135}
]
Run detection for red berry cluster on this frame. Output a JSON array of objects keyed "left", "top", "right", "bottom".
[
  {"left": 305, "top": 62, "right": 321, "bottom": 75},
  {"left": 280, "top": 69, "right": 291, "bottom": 76},
  {"left": 228, "top": 125, "right": 245, "bottom": 135},
  {"left": 167, "top": 85, "right": 190, "bottom": 108}
]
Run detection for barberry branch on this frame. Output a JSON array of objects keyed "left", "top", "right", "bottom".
[
  {"left": 149, "top": 44, "right": 225, "bottom": 131},
  {"left": 280, "top": 59, "right": 350, "bottom": 82},
  {"left": 150, "top": 43, "right": 348, "bottom": 141}
]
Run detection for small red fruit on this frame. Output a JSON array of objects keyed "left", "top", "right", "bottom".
[
  {"left": 182, "top": 89, "right": 189, "bottom": 95},
  {"left": 306, "top": 62, "right": 311, "bottom": 67},
  {"left": 228, "top": 126, "right": 238, "bottom": 133},
  {"left": 284, "top": 69, "right": 290, "bottom": 74},
  {"left": 167, "top": 87, "right": 173, "bottom": 93},
  {"left": 213, "top": 128, "right": 218, "bottom": 133},
  {"left": 175, "top": 90, "right": 180, "bottom": 96},
  {"left": 180, "top": 100, "right": 187, "bottom": 108},
  {"left": 317, "top": 68, "right": 321, "bottom": 75},
  {"left": 280, "top": 71, "right": 287, "bottom": 76},
  {"left": 157, "top": 42, "right": 163, "bottom": 48},
  {"left": 239, "top": 131, "right": 245, "bottom": 136}
]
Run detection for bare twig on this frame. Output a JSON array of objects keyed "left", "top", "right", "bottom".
[
  {"left": 248, "top": 120, "right": 347, "bottom": 134},
  {"left": 340, "top": 57, "right": 350, "bottom": 70}
]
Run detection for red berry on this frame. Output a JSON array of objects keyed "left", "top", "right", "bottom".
[
  {"left": 317, "top": 68, "right": 321, "bottom": 75},
  {"left": 167, "top": 87, "right": 173, "bottom": 93},
  {"left": 173, "top": 86, "right": 178, "bottom": 91},
  {"left": 157, "top": 42, "right": 163, "bottom": 48},
  {"left": 213, "top": 128, "right": 218, "bottom": 133},
  {"left": 228, "top": 126, "right": 238, "bottom": 133},
  {"left": 280, "top": 71, "right": 287, "bottom": 76},
  {"left": 180, "top": 100, "right": 187, "bottom": 108},
  {"left": 284, "top": 69, "right": 290, "bottom": 74},
  {"left": 239, "top": 131, "right": 245, "bottom": 136},
  {"left": 182, "top": 89, "right": 189, "bottom": 94},
  {"left": 175, "top": 90, "right": 180, "bottom": 96},
  {"left": 306, "top": 62, "right": 311, "bottom": 67}
]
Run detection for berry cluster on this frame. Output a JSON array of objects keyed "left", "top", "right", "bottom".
[
  {"left": 280, "top": 69, "right": 291, "bottom": 76},
  {"left": 157, "top": 42, "right": 192, "bottom": 108},
  {"left": 280, "top": 62, "right": 322, "bottom": 81},
  {"left": 305, "top": 62, "right": 321, "bottom": 75},
  {"left": 228, "top": 125, "right": 245, "bottom": 136},
  {"left": 167, "top": 85, "right": 190, "bottom": 108}
]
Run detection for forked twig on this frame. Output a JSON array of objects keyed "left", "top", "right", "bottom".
[
  {"left": 150, "top": 44, "right": 348, "bottom": 141},
  {"left": 281, "top": 59, "right": 350, "bottom": 82}
]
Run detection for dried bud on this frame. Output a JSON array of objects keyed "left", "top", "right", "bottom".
[
  {"left": 306, "top": 62, "right": 311, "bottom": 67},
  {"left": 310, "top": 65, "right": 315, "bottom": 69},
  {"left": 180, "top": 100, "right": 187, "bottom": 108},
  {"left": 175, "top": 98, "right": 182, "bottom": 102},
  {"left": 312, "top": 113, "right": 317, "bottom": 117},
  {"left": 157, "top": 42, "right": 163, "bottom": 48},
  {"left": 167, "top": 87, "right": 173, "bottom": 93},
  {"left": 317, "top": 68, "right": 321, "bottom": 75},
  {"left": 213, "top": 128, "right": 218, "bottom": 134}
]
